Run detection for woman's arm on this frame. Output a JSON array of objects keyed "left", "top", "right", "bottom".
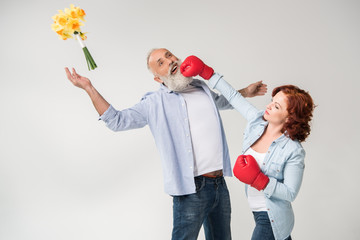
[
  {"left": 208, "top": 73, "right": 260, "bottom": 121},
  {"left": 263, "top": 148, "right": 305, "bottom": 202}
]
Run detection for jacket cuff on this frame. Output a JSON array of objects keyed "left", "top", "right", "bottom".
[
  {"left": 263, "top": 177, "right": 277, "bottom": 198},
  {"left": 207, "top": 72, "right": 223, "bottom": 89}
]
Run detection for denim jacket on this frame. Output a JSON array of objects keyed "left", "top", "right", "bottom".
[{"left": 208, "top": 74, "right": 305, "bottom": 240}]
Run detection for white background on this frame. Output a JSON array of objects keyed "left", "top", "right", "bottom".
[{"left": 1, "top": 0, "right": 359, "bottom": 239}]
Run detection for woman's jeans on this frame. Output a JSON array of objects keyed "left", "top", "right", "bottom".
[
  {"left": 172, "top": 176, "right": 231, "bottom": 240},
  {"left": 252, "top": 211, "right": 292, "bottom": 240}
]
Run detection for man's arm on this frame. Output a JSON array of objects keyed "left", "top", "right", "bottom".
[{"left": 65, "top": 67, "right": 110, "bottom": 115}]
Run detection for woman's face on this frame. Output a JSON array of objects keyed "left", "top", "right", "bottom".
[{"left": 263, "top": 91, "right": 289, "bottom": 125}]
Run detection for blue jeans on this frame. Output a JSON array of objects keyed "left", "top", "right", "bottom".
[
  {"left": 172, "top": 176, "right": 231, "bottom": 240},
  {"left": 252, "top": 211, "right": 292, "bottom": 240}
]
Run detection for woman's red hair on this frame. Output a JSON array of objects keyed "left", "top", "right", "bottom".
[{"left": 272, "top": 85, "right": 315, "bottom": 142}]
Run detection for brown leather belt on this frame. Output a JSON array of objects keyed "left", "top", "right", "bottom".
[{"left": 202, "top": 170, "right": 223, "bottom": 178}]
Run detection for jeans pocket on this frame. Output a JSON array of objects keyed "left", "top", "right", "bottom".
[
  {"left": 195, "top": 177, "right": 205, "bottom": 192},
  {"left": 221, "top": 178, "right": 229, "bottom": 191}
]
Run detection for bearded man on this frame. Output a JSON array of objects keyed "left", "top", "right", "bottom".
[{"left": 65, "top": 48, "right": 267, "bottom": 240}]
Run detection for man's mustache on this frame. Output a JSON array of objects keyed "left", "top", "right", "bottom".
[{"left": 167, "top": 60, "right": 182, "bottom": 76}]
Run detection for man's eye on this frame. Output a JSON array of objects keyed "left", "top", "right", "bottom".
[{"left": 159, "top": 62, "right": 163, "bottom": 66}]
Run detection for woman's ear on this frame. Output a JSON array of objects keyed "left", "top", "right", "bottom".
[{"left": 285, "top": 116, "right": 290, "bottom": 123}]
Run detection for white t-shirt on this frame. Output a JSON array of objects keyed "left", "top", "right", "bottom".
[
  {"left": 244, "top": 147, "right": 267, "bottom": 212},
  {"left": 179, "top": 85, "right": 223, "bottom": 176}
]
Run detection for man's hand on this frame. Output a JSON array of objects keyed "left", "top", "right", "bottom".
[
  {"left": 238, "top": 81, "right": 267, "bottom": 98},
  {"left": 64, "top": 67, "right": 110, "bottom": 115},
  {"left": 180, "top": 55, "right": 214, "bottom": 80},
  {"left": 65, "top": 67, "right": 92, "bottom": 90}
]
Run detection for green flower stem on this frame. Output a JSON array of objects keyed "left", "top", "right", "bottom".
[
  {"left": 83, "top": 47, "right": 97, "bottom": 70},
  {"left": 74, "top": 33, "right": 97, "bottom": 71}
]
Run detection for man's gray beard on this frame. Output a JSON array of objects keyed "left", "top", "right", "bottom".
[{"left": 160, "top": 63, "right": 193, "bottom": 92}]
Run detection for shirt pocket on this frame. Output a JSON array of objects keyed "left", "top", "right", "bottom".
[{"left": 267, "top": 162, "right": 284, "bottom": 180}]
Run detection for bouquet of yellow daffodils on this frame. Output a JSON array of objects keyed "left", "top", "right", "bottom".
[{"left": 51, "top": 4, "right": 97, "bottom": 70}]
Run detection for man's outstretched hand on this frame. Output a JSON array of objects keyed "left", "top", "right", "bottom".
[
  {"left": 239, "top": 81, "right": 268, "bottom": 98},
  {"left": 64, "top": 67, "right": 109, "bottom": 115},
  {"left": 65, "top": 67, "right": 92, "bottom": 90}
]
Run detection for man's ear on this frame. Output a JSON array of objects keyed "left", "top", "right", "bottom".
[{"left": 154, "top": 76, "right": 163, "bottom": 84}]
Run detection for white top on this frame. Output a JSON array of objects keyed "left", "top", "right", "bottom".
[
  {"left": 245, "top": 147, "right": 267, "bottom": 212},
  {"left": 179, "top": 85, "right": 223, "bottom": 176}
]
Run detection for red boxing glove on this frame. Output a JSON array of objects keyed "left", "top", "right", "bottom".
[
  {"left": 233, "top": 155, "right": 269, "bottom": 191},
  {"left": 180, "top": 55, "right": 214, "bottom": 80}
]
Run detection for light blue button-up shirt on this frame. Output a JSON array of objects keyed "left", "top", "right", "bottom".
[
  {"left": 99, "top": 78, "right": 233, "bottom": 196},
  {"left": 208, "top": 74, "right": 305, "bottom": 240}
]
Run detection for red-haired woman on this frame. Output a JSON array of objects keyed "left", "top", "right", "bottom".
[
  {"left": 208, "top": 74, "right": 314, "bottom": 240},
  {"left": 180, "top": 55, "right": 315, "bottom": 240},
  {"left": 209, "top": 74, "right": 314, "bottom": 240}
]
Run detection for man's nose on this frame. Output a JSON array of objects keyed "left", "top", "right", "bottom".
[{"left": 164, "top": 58, "right": 174, "bottom": 66}]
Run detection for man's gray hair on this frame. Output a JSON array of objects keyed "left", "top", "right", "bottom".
[{"left": 146, "top": 48, "right": 160, "bottom": 74}]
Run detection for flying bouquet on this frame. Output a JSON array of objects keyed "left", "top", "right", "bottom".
[{"left": 51, "top": 4, "right": 97, "bottom": 70}]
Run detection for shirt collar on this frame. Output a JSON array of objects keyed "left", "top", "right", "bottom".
[
  {"left": 159, "top": 78, "right": 203, "bottom": 93},
  {"left": 258, "top": 113, "right": 290, "bottom": 148},
  {"left": 275, "top": 134, "right": 290, "bottom": 148},
  {"left": 159, "top": 83, "right": 173, "bottom": 93}
]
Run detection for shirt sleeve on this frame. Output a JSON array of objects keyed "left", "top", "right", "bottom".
[
  {"left": 208, "top": 73, "right": 259, "bottom": 122},
  {"left": 263, "top": 148, "right": 305, "bottom": 202},
  {"left": 209, "top": 90, "right": 234, "bottom": 110},
  {"left": 99, "top": 98, "right": 149, "bottom": 131}
]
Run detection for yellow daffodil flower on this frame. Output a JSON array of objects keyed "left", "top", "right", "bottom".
[{"left": 51, "top": 4, "right": 96, "bottom": 70}]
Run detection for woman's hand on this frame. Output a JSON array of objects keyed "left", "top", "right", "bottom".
[{"left": 233, "top": 155, "right": 269, "bottom": 191}]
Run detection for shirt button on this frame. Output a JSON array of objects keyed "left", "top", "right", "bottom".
[
  {"left": 263, "top": 163, "right": 265, "bottom": 165},
  {"left": 267, "top": 208, "right": 270, "bottom": 211},
  {"left": 271, "top": 220, "right": 274, "bottom": 223},
  {"left": 268, "top": 151, "right": 270, "bottom": 153}
]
